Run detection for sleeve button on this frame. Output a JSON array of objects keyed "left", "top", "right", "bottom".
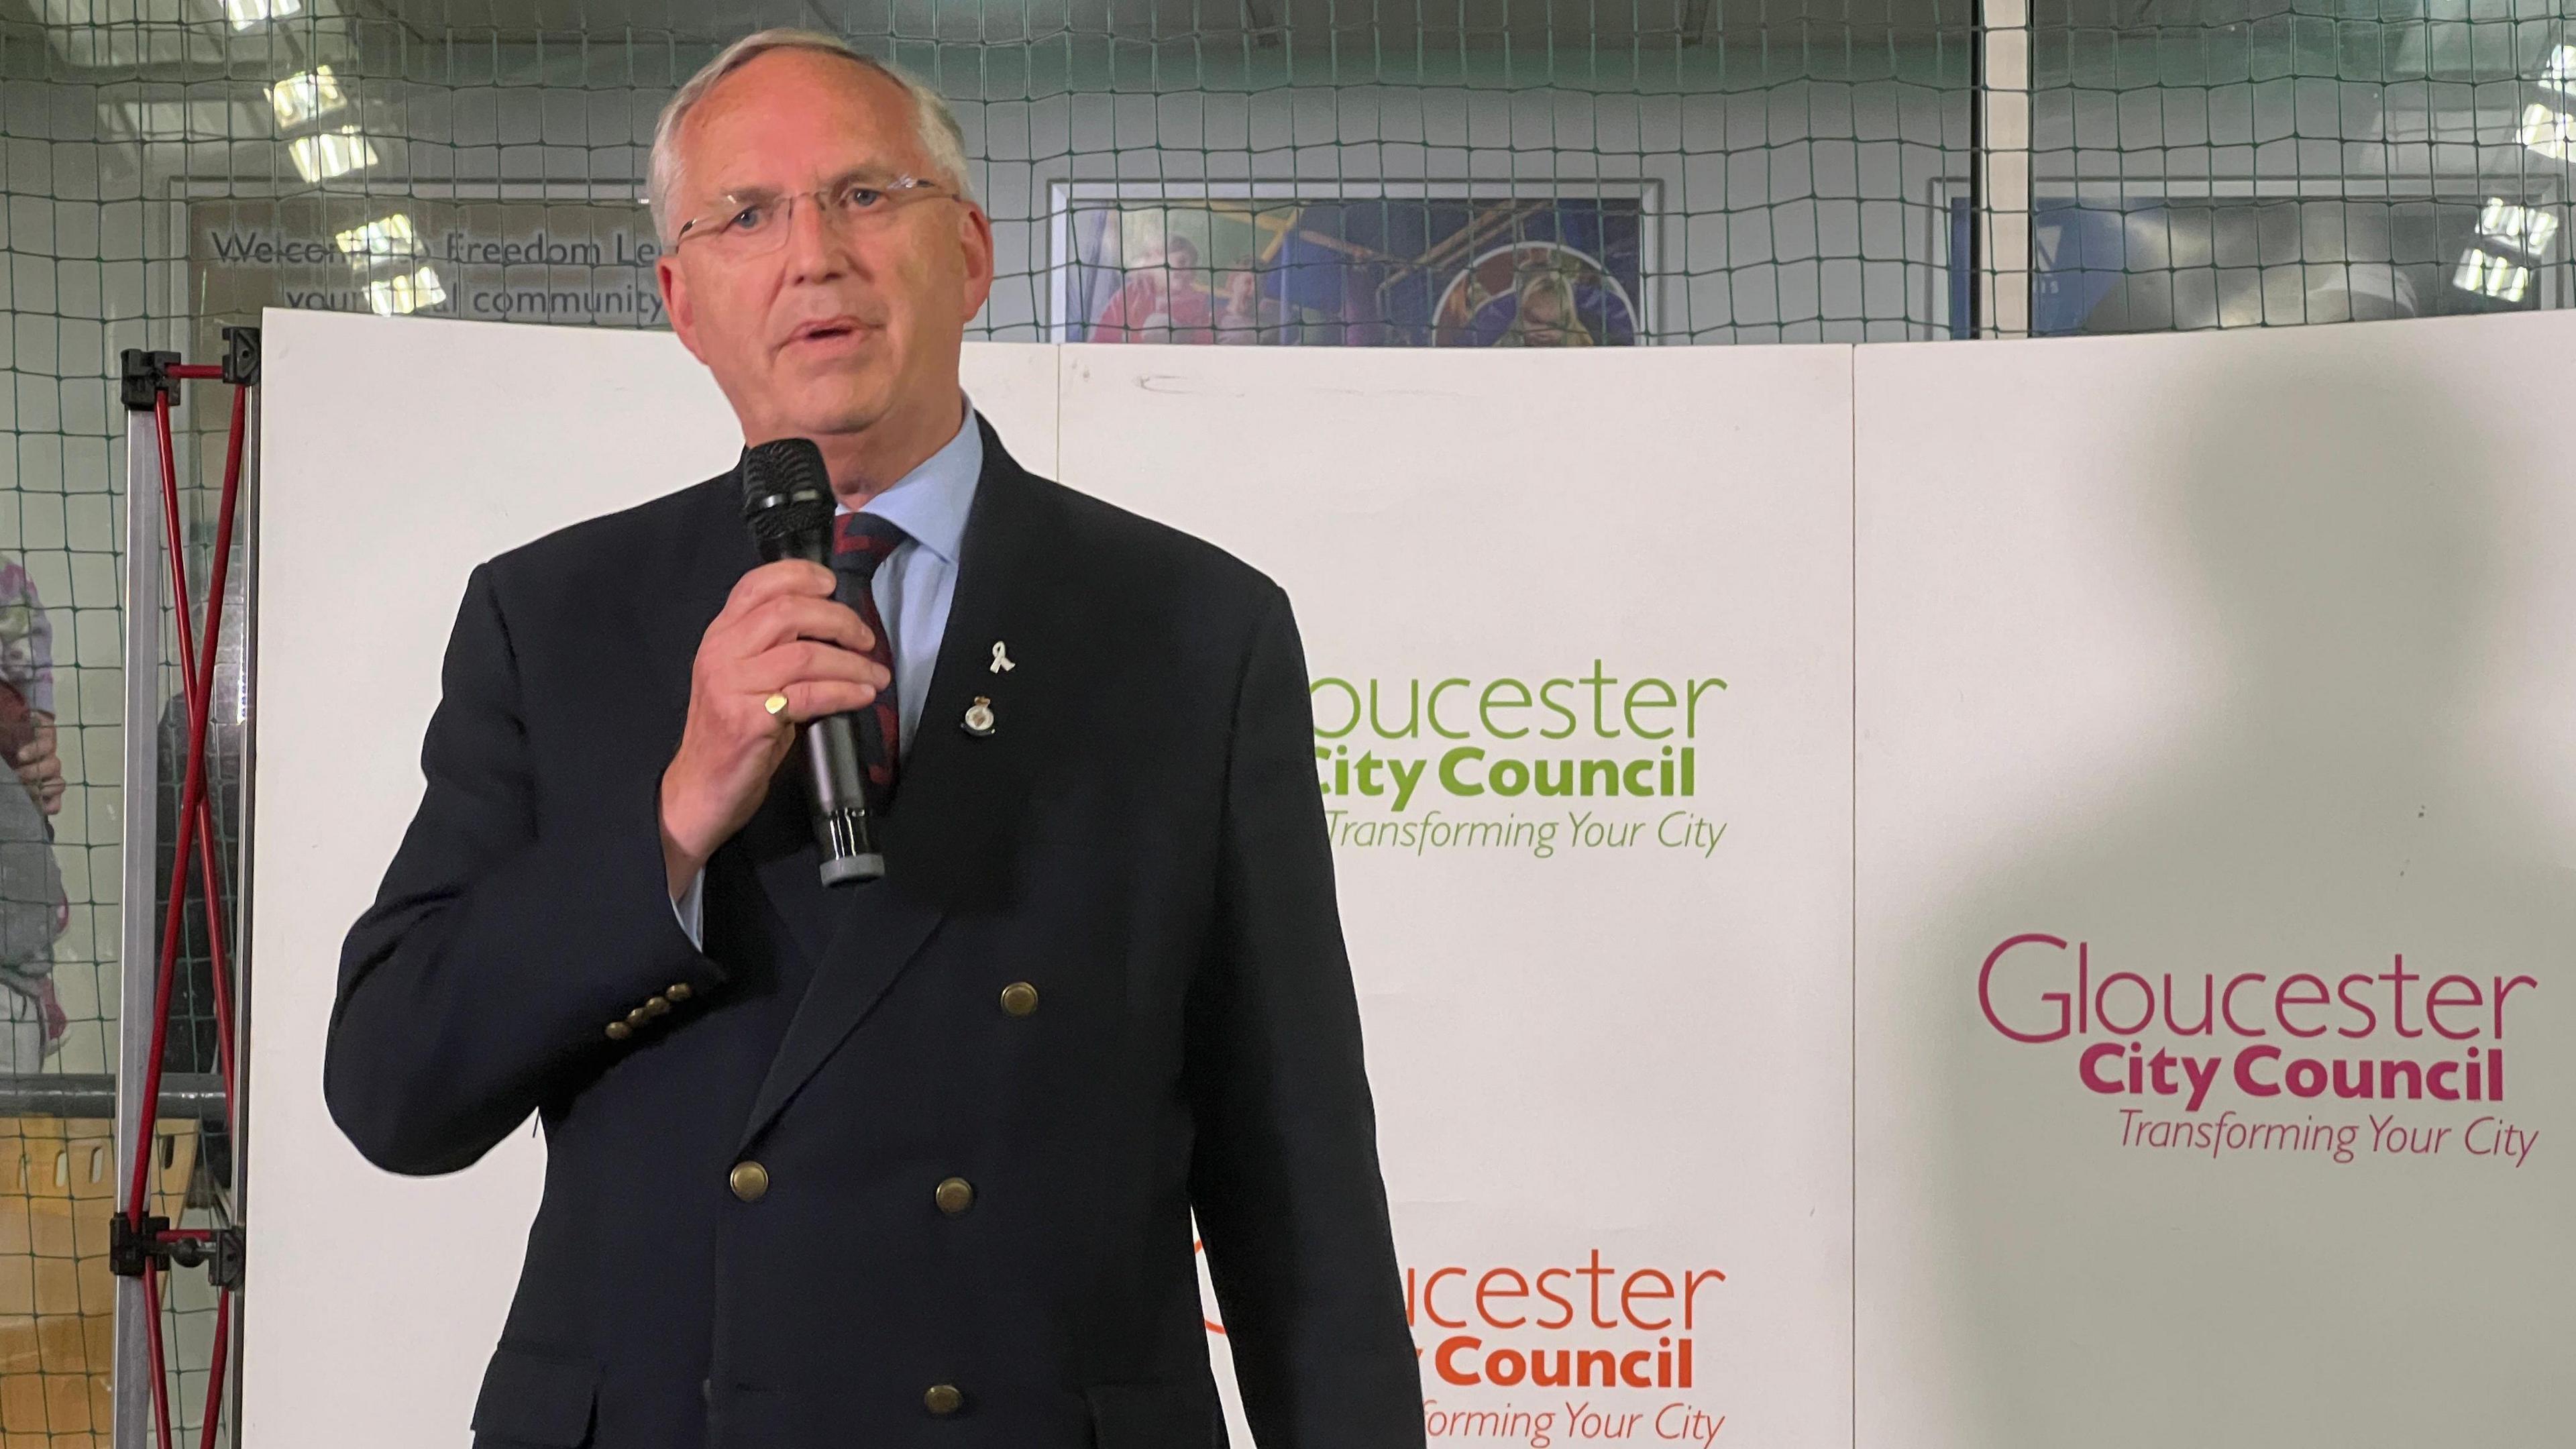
[{"left": 605, "top": 1021, "right": 633, "bottom": 1041}]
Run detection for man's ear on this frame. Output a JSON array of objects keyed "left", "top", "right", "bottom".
[
  {"left": 956, "top": 203, "right": 996, "bottom": 322},
  {"left": 658, "top": 254, "right": 705, "bottom": 361}
]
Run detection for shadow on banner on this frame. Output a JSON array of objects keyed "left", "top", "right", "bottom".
[{"left": 1926, "top": 352, "right": 2573, "bottom": 1444}]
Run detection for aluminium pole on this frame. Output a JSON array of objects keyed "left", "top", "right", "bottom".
[{"left": 113, "top": 382, "right": 168, "bottom": 1449}]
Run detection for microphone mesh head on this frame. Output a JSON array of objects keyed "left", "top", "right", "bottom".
[{"left": 740, "top": 437, "right": 833, "bottom": 544}]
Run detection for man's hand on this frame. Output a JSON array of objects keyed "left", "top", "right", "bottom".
[
  {"left": 660, "top": 561, "right": 885, "bottom": 896},
  {"left": 14, "top": 716, "right": 62, "bottom": 816}
]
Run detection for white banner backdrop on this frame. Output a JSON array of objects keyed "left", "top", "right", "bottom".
[
  {"left": 244, "top": 307, "right": 2576, "bottom": 1447},
  {"left": 1062, "top": 343, "right": 1858, "bottom": 1448},
  {"left": 1855, "top": 313, "right": 2576, "bottom": 1448}
]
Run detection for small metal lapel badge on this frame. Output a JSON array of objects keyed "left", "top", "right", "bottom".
[
  {"left": 962, "top": 696, "right": 997, "bottom": 737},
  {"left": 989, "top": 641, "right": 1016, "bottom": 674}
]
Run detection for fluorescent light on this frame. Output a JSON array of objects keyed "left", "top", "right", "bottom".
[
  {"left": 2452, "top": 250, "right": 2531, "bottom": 303},
  {"left": 2476, "top": 199, "right": 2559, "bottom": 258},
  {"left": 225, "top": 0, "right": 304, "bottom": 28},
  {"left": 287, "top": 126, "right": 378, "bottom": 182},
  {"left": 2544, "top": 44, "right": 2576, "bottom": 91},
  {"left": 334, "top": 215, "right": 420, "bottom": 266},
  {"left": 2520, "top": 103, "right": 2576, "bottom": 160},
  {"left": 270, "top": 67, "right": 348, "bottom": 130},
  {"left": 366, "top": 267, "right": 447, "bottom": 317}
]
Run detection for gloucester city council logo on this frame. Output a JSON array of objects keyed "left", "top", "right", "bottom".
[
  {"left": 1979, "top": 932, "right": 2541, "bottom": 1167},
  {"left": 1309, "top": 662, "right": 1731, "bottom": 864},
  {"left": 1204, "top": 1242, "right": 1735, "bottom": 1447}
]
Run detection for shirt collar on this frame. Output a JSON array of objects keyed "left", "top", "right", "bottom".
[{"left": 835, "top": 393, "right": 982, "bottom": 566}]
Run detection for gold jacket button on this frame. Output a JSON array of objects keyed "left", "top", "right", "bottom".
[
  {"left": 666, "top": 981, "right": 694, "bottom": 1003},
  {"left": 998, "top": 981, "right": 1038, "bottom": 1017},
  {"left": 625, "top": 1007, "right": 649, "bottom": 1029},
  {"left": 642, "top": 995, "right": 672, "bottom": 1018},
  {"left": 934, "top": 1177, "right": 975, "bottom": 1216},
  {"left": 604, "top": 1021, "right": 633, "bottom": 1042},
  {"left": 923, "top": 1383, "right": 963, "bottom": 1417},
  {"left": 729, "top": 1161, "right": 770, "bottom": 1202}
]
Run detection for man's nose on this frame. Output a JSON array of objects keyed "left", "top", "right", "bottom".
[{"left": 781, "top": 195, "right": 855, "bottom": 283}]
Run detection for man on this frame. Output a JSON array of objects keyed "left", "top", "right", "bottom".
[{"left": 325, "top": 30, "right": 1419, "bottom": 1449}]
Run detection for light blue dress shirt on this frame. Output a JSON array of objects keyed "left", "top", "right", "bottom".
[{"left": 673, "top": 398, "right": 984, "bottom": 943}]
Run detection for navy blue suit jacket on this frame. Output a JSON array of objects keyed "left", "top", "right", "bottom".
[{"left": 326, "top": 421, "right": 1421, "bottom": 1448}]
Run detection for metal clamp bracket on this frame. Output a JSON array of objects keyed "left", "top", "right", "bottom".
[{"left": 119, "top": 350, "right": 180, "bottom": 412}]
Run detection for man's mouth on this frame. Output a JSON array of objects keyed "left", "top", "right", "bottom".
[{"left": 786, "top": 318, "right": 871, "bottom": 351}]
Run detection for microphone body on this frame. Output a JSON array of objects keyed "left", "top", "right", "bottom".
[{"left": 739, "top": 439, "right": 884, "bottom": 885}]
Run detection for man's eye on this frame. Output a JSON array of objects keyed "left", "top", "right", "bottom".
[
  {"left": 839, "top": 186, "right": 887, "bottom": 210},
  {"left": 728, "top": 203, "right": 772, "bottom": 231}
]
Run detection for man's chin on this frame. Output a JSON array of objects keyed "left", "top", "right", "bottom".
[{"left": 769, "top": 380, "right": 891, "bottom": 440}]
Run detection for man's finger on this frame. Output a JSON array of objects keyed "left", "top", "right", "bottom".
[
  {"left": 764, "top": 680, "right": 881, "bottom": 723},
  {"left": 710, "top": 559, "right": 837, "bottom": 628},
  {"left": 730, "top": 594, "right": 873, "bottom": 657},
  {"left": 745, "top": 639, "right": 890, "bottom": 694}
]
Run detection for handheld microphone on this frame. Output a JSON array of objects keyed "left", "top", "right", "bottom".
[{"left": 739, "top": 438, "right": 884, "bottom": 886}]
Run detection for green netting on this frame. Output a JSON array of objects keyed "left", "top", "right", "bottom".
[
  {"left": 2031, "top": 0, "right": 2572, "bottom": 331},
  {"left": 3, "top": 0, "right": 2569, "bottom": 1442}
]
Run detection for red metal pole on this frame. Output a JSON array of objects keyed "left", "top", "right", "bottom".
[
  {"left": 183, "top": 382, "right": 250, "bottom": 1102},
  {"left": 128, "top": 378, "right": 246, "bottom": 1199},
  {"left": 195, "top": 1290, "right": 230, "bottom": 1449},
  {"left": 124, "top": 372, "right": 252, "bottom": 1449},
  {"left": 125, "top": 394, "right": 201, "bottom": 1228},
  {"left": 141, "top": 1260, "right": 172, "bottom": 1449}
]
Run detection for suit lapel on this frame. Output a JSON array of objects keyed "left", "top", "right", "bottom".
[{"left": 735, "top": 421, "right": 1065, "bottom": 1152}]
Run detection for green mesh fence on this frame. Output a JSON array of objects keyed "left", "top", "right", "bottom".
[
  {"left": 2031, "top": 0, "right": 2573, "bottom": 331},
  {"left": 2, "top": 0, "right": 2569, "bottom": 1441}
]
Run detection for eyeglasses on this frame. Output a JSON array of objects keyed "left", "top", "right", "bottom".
[{"left": 673, "top": 173, "right": 956, "bottom": 258}]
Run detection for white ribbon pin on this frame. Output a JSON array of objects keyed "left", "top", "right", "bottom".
[{"left": 989, "top": 641, "right": 1016, "bottom": 674}]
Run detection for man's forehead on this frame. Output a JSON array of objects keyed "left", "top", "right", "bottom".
[{"left": 680, "top": 52, "right": 922, "bottom": 192}]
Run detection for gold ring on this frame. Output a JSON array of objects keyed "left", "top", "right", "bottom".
[{"left": 763, "top": 692, "right": 790, "bottom": 718}]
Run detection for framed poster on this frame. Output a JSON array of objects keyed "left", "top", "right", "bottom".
[{"left": 1048, "top": 180, "right": 1656, "bottom": 346}]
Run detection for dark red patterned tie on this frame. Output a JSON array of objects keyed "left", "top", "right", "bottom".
[{"left": 832, "top": 512, "right": 910, "bottom": 811}]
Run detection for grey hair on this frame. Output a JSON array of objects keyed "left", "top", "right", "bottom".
[{"left": 646, "top": 28, "right": 975, "bottom": 244}]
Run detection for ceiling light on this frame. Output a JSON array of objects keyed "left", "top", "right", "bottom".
[
  {"left": 2476, "top": 199, "right": 2559, "bottom": 258},
  {"left": 367, "top": 268, "right": 447, "bottom": 317},
  {"left": 270, "top": 68, "right": 349, "bottom": 130},
  {"left": 225, "top": 0, "right": 305, "bottom": 28},
  {"left": 2452, "top": 250, "right": 2531, "bottom": 303},
  {"left": 2543, "top": 44, "right": 2576, "bottom": 91},
  {"left": 288, "top": 126, "right": 379, "bottom": 183},
  {"left": 335, "top": 215, "right": 421, "bottom": 266},
  {"left": 2520, "top": 104, "right": 2576, "bottom": 160}
]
